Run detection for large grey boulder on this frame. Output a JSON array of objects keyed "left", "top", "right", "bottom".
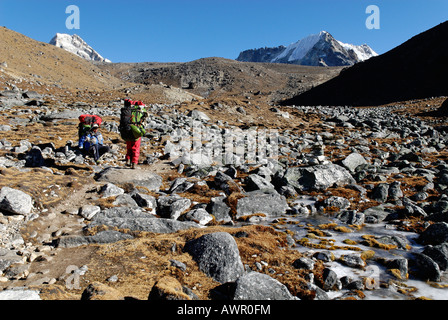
[
  {"left": 235, "top": 190, "right": 289, "bottom": 219},
  {"left": 157, "top": 195, "right": 191, "bottom": 220},
  {"left": 86, "top": 207, "right": 199, "bottom": 233},
  {"left": 24, "top": 146, "right": 45, "bottom": 167},
  {"left": 422, "top": 243, "right": 448, "bottom": 271},
  {"left": 184, "top": 232, "right": 244, "bottom": 284},
  {"left": 340, "top": 152, "right": 367, "bottom": 173},
  {"left": 280, "top": 164, "right": 355, "bottom": 191},
  {"left": 95, "top": 167, "right": 162, "bottom": 191},
  {"left": 207, "top": 196, "right": 232, "bottom": 223},
  {"left": 0, "top": 97, "right": 26, "bottom": 108},
  {"left": 0, "top": 187, "right": 33, "bottom": 215},
  {"left": 40, "top": 110, "right": 82, "bottom": 121},
  {"left": 370, "top": 183, "right": 390, "bottom": 203},
  {"left": 56, "top": 230, "right": 134, "bottom": 248},
  {"left": 79, "top": 205, "right": 101, "bottom": 220},
  {"left": 233, "top": 272, "right": 296, "bottom": 300},
  {"left": 99, "top": 183, "right": 125, "bottom": 198},
  {"left": 419, "top": 222, "right": 448, "bottom": 245},
  {"left": 214, "top": 171, "right": 244, "bottom": 195},
  {"left": 183, "top": 208, "right": 213, "bottom": 226},
  {"left": 187, "top": 109, "right": 210, "bottom": 121},
  {"left": 245, "top": 174, "right": 275, "bottom": 192},
  {"left": 412, "top": 252, "right": 442, "bottom": 282}
]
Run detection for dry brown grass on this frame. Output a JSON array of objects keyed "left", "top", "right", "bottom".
[
  {"left": 34, "top": 224, "right": 322, "bottom": 300},
  {"left": 0, "top": 27, "right": 122, "bottom": 91},
  {"left": 0, "top": 166, "right": 92, "bottom": 210}
]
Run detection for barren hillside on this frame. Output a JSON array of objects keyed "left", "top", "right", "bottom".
[
  {"left": 0, "top": 27, "right": 123, "bottom": 92},
  {"left": 96, "top": 57, "right": 342, "bottom": 102}
]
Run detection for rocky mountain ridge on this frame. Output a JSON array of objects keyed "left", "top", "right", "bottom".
[
  {"left": 95, "top": 57, "right": 342, "bottom": 103},
  {"left": 237, "top": 31, "right": 377, "bottom": 67}
]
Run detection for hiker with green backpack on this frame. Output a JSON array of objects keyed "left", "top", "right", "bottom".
[{"left": 119, "top": 99, "right": 148, "bottom": 169}]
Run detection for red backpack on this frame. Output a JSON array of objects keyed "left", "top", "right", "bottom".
[
  {"left": 78, "top": 114, "right": 102, "bottom": 136},
  {"left": 79, "top": 114, "right": 102, "bottom": 127}
]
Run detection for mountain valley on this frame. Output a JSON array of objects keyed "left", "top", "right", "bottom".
[{"left": 1, "top": 23, "right": 448, "bottom": 303}]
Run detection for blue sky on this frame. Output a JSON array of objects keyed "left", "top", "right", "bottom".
[{"left": 0, "top": 0, "right": 447, "bottom": 63}]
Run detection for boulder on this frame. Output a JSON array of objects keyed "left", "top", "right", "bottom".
[
  {"left": 233, "top": 272, "right": 296, "bottom": 300},
  {"left": 321, "top": 196, "right": 351, "bottom": 210},
  {"left": 412, "top": 252, "right": 441, "bottom": 282},
  {"left": 341, "top": 152, "right": 368, "bottom": 173},
  {"left": 235, "top": 190, "right": 289, "bottom": 219},
  {"left": 22, "top": 91, "right": 43, "bottom": 99},
  {"left": 422, "top": 243, "right": 448, "bottom": 271},
  {"left": 402, "top": 197, "right": 427, "bottom": 218},
  {"left": 0, "top": 187, "right": 33, "bottom": 215},
  {"left": 169, "top": 177, "right": 195, "bottom": 194},
  {"left": 388, "top": 181, "right": 404, "bottom": 200},
  {"left": 99, "top": 183, "right": 124, "bottom": 198},
  {"left": 95, "top": 167, "right": 162, "bottom": 191},
  {"left": 339, "top": 254, "right": 366, "bottom": 268},
  {"left": 370, "top": 183, "right": 389, "bottom": 203},
  {"left": 321, "top": 267, "right": 339, "bottom": 291},
  {"left": 86, "top": 207, "right": 199, "bottom": 233},
  {"left": 419, "top": 222, "right": 448, "bottom": 245},
  {"left": 435, "top": 97, "right": 448, "bottom": 116},
  {"left": 292, "top": 257, "right": 315, "bottom": 270},
  {"left": 130, "top": 191, "right": 157, "bottom": 211},
  {"left": 245, "top": 174, "right": 275, "bottom": 192},
  {"left": 206, "top": 196, "right": 232, "bottom": 223},
  {"left": 183, "top": 208, "right": 213, "bottom": 225},
  {"left": 280, "top": 164, "right": 355, "bottom": 191},
  {"left": 187, "top": 109, "right": 210, "bottom": 121},
  {"left": 40, "top": 110, "right": 82, "bottom": 121},
  {"left": 24, "top": 146, "right": 45, "bottom": 167},
  {"left": 214, "top": 171, "right": 244, "bottom": 195},
  {"left": 157, "top": 195, "right": 191, "bottom": 220},
  {"left": 56, "top": 230, "right": 134, "bottom": 248},
  {"left": 184, "top": 232, "right": 244, "bottom": 283},
  {"left": 79, "top": 205, "right": 101, "bottom": 220}
]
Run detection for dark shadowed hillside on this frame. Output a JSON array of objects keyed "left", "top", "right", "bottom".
[{"left": 281, "top": 21, "right": 448, "bottom": 107}]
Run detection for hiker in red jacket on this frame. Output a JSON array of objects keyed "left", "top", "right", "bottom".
[{"left": 120, "top": 99, "right": 148, "bottom": 169}]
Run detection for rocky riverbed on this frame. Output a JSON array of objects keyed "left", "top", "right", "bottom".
[{"left": 1, "top": 87, "right": 448, "bottom": 300}]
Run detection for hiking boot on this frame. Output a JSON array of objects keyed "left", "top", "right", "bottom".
[
  {"left": 131, "top": 162, "right": 137, "bottom": 169},
  {"left": 125, "top": 159, "right": 131, "bottom": 166}
]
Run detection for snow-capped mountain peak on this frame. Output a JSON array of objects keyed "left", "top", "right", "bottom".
[
  {"left": 237, "top": 31, "right": 377, "bottom": 67},
  {"left": 49, "top": 33, "right": 111, "bottom": 63},
  {"left": 274, "top": 31, "right": 327, "bottom": 62},
  {"left": 337, "top": 41, "right": 378, "bottom": 62}
]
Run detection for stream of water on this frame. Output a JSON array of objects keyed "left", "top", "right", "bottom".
[{"left": 260, "top": 212, "right": 448, "bottom": 300}]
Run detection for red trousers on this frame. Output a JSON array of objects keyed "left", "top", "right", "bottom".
[{"left": 126, "top": 138, "right": 141, "bottom": 164}]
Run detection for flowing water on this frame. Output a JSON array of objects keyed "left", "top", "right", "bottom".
[{"left": 257, "top": 211, "right": 448, "bottom": 300}]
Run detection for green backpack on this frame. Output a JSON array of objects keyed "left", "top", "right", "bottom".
[{"left": 119, "top": 104, "right": 148, "bottom": 141}]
